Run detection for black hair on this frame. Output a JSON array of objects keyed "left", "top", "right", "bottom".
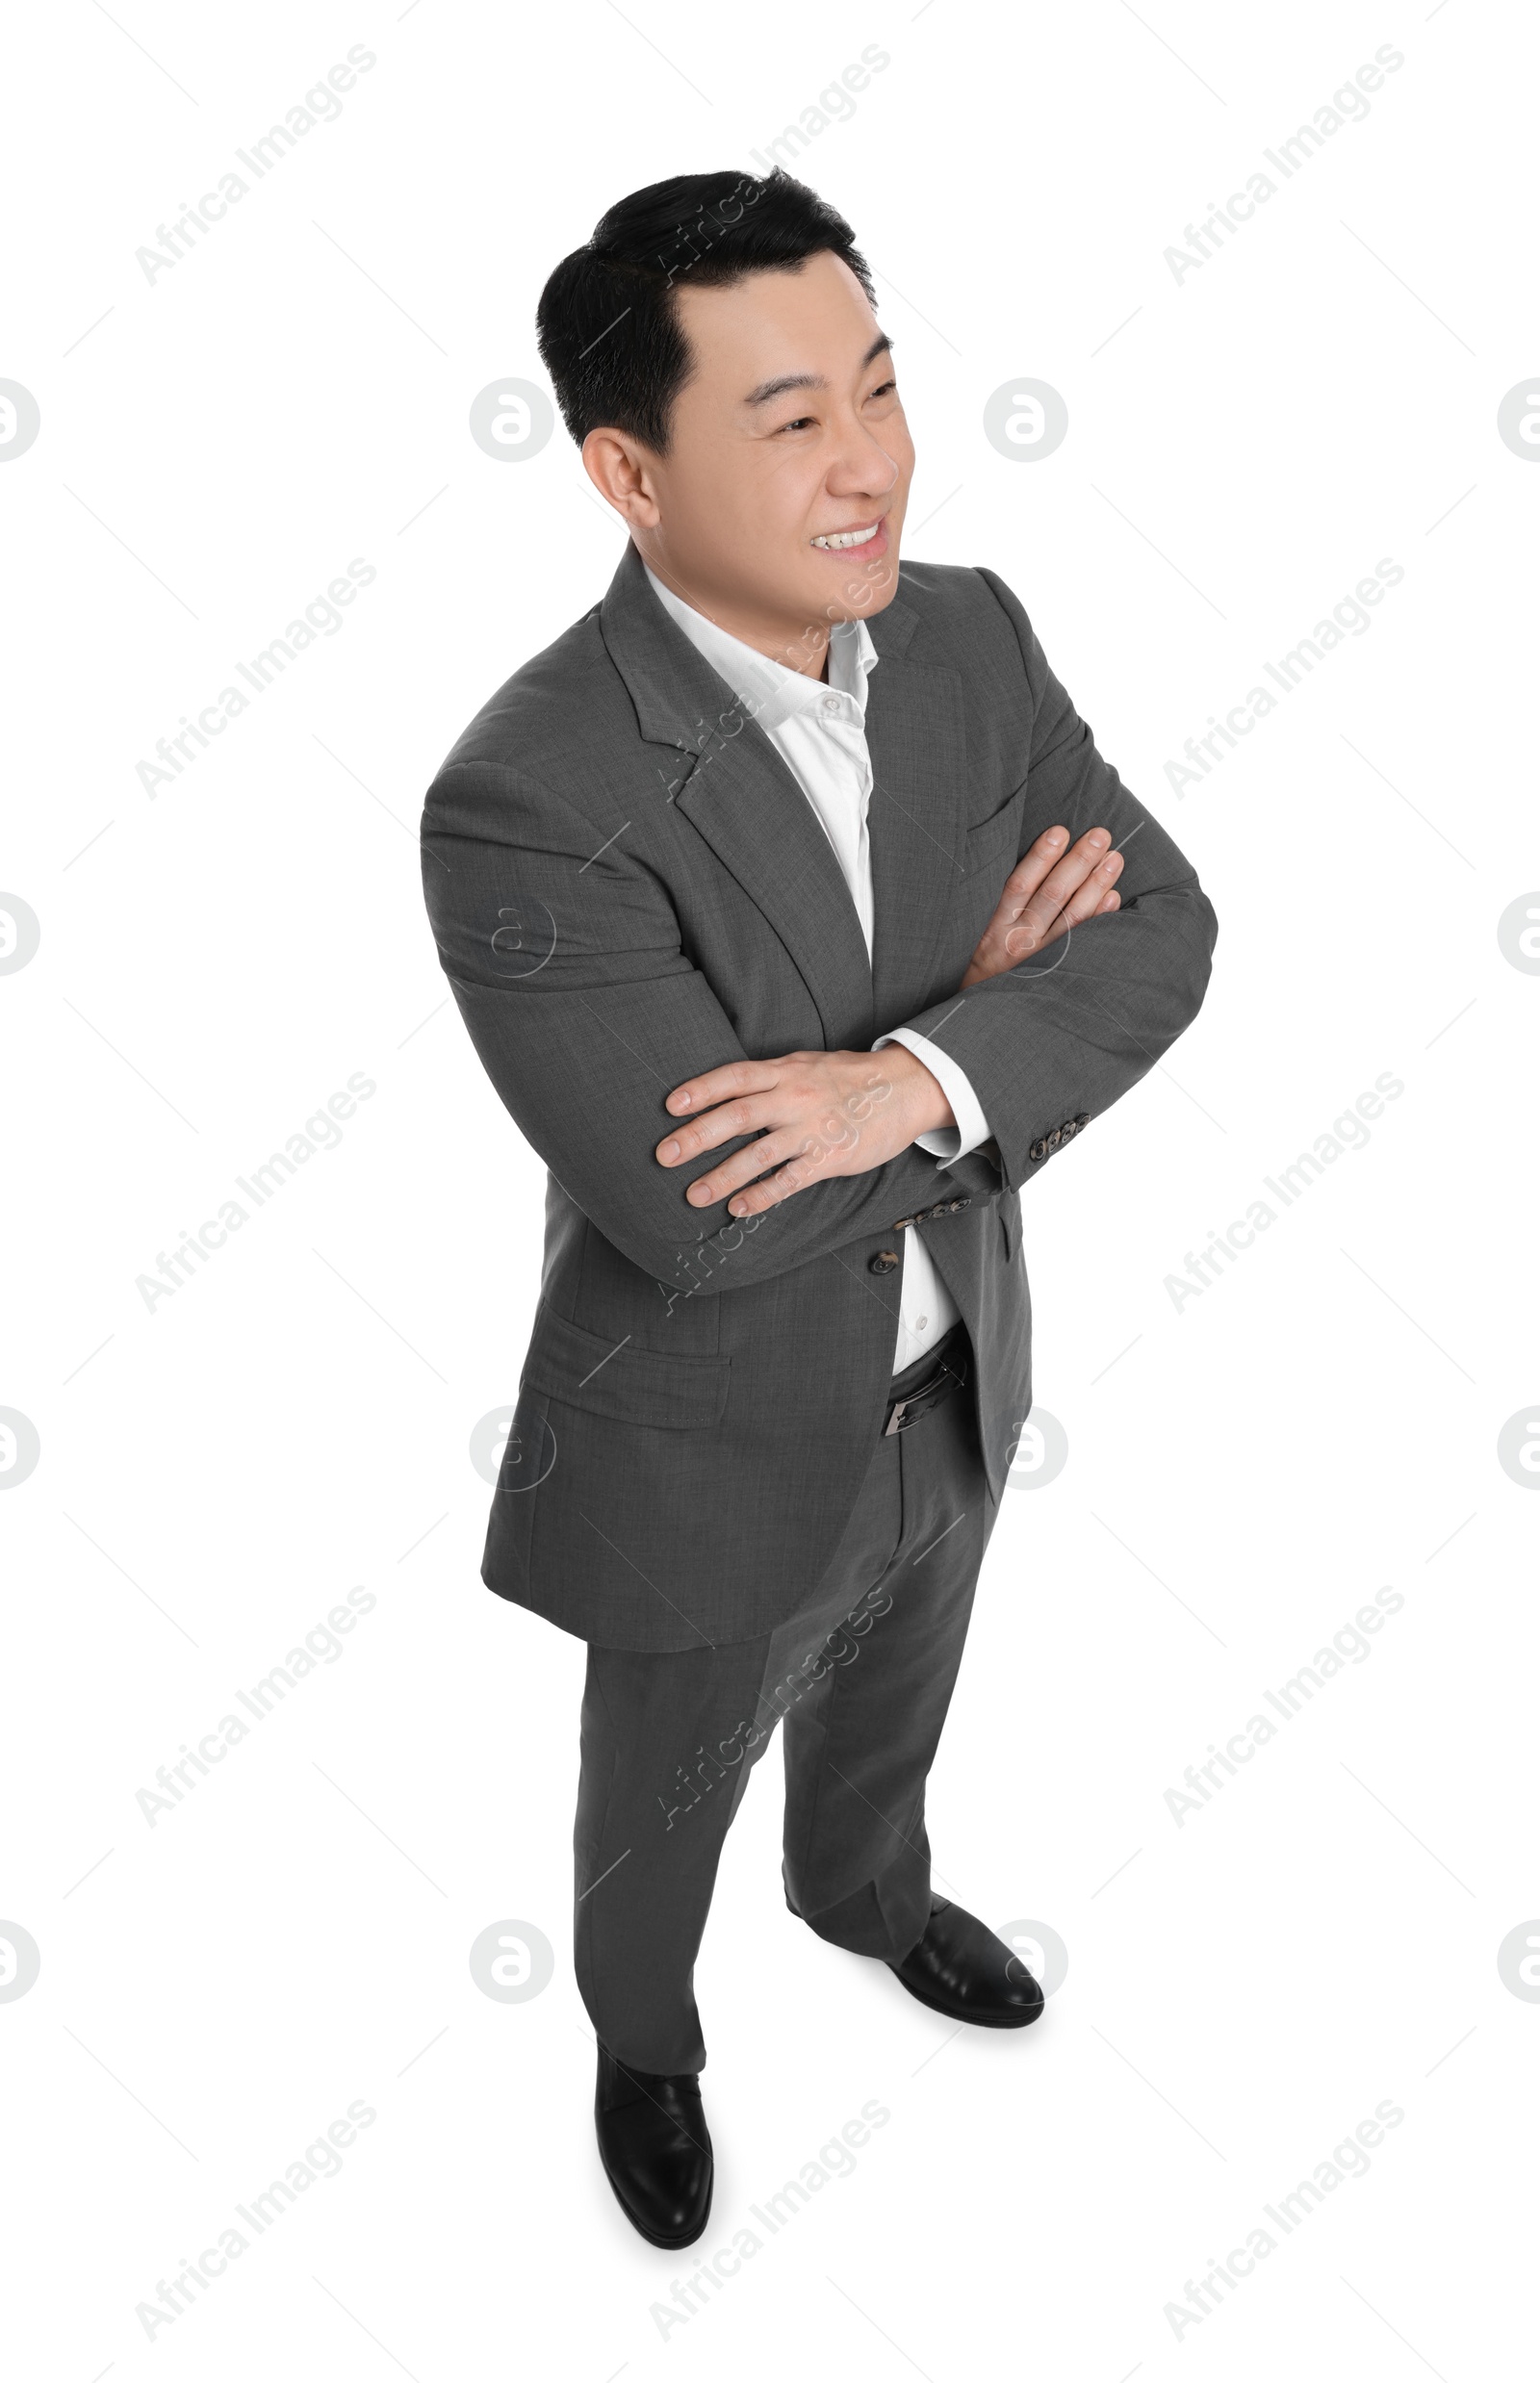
[{"left": 535, "top": 169, "right": 876, "bottom": 455}]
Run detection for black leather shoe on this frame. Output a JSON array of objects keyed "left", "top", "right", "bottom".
[
  {"left": 595, "top": 2044, "right": 713, "bottom": 2248},
  {"left": 886, "top": 1898, "right": 1046, "bottom": 2028}
]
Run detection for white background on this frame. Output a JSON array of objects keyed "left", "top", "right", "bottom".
[{"left": 4, "top": 1, "right": 1537, "bottom": 2375}]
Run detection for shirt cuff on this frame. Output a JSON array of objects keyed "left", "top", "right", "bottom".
[{"left": 874, "top": 1029, "right": 992, "bottom": 1165}]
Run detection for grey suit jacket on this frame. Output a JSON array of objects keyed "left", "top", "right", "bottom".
[{"left": 421, "top": 542, "right": 1217, "bottom": 1651}]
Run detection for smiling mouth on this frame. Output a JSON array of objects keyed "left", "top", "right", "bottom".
[{"left": 811, "top": 522, "right": 883, "bottom": 550}]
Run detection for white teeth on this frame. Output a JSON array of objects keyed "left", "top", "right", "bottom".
[{"left": 812, "top": 524, "right": 880, "bottom": 549}]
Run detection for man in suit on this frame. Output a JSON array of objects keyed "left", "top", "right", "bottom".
[{"left": 421, "top": 168, "right": 1217, "bottom": 2248}]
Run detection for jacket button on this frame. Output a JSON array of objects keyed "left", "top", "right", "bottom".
[
  {"left": 1074, "top": 1112, "right": 1090, "bottom": 1129},
  {"left": 1029, "top": 1138, "right": 1047, "bottom": 1162},
  {"left": 870, "top": 1249, "right": 900, "bottom": 1275}
]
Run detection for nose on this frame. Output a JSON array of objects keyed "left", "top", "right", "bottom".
[{"left": 826, "top": 420, "right": 900, "bottom": 497}]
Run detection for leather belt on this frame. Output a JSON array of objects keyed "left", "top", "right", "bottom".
[{"left": 882, "top": 1324, "right": 970, "bottom": 1438}]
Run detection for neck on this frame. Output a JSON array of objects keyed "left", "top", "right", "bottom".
[{"left": 639, "top": 547, "right": 833, "bottom": 679}]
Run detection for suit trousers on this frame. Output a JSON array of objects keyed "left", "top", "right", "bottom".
[{"left": 573, "top": 1331, "right": 999, "bottom": 2073}]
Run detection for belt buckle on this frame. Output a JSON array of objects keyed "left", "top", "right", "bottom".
[
  {"left": 885, "top": 1372, "right": 942, "bottom": 1436},
  {"left": 883, "top": 1340, "right": 966, "bottom": 1438}
]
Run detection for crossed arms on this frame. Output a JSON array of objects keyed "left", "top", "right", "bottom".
[
  {"left": 656, "top": 813, "right": 1130, "bottom": 1218},
  {"left": 421, "top": 573, "right": 1217, "bottom": 1294}
]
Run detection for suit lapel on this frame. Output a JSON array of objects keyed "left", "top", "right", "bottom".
[
  {"left": 672, "top": 726, "right": 876, "bottom": 1051},
  {"left": 601, "top": 543, "right": 874, "bottom": 1049},
  {"left": 600, "top": 543, "right": 967, "bottom": 1050},
  {"left": 865, "top": 592, "right": 969, "bottom": 1028}
]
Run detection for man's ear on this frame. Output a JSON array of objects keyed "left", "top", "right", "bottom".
[{"left": 582, "top": 427, "right": 662, "bottom": 529}]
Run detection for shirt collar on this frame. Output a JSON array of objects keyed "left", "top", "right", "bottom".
[{"left": 643, "top": 560, "right": 878, "bottom": 736}]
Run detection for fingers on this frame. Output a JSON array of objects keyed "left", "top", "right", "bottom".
[
  {"left": 664, "top": 1058, "right": 777, "bottom": 1118},
  {"left": 722, "top": 1163, "right": 807, "bottom": 1217},
  {"left": 657, "top": 1092, "right": 769, "bottom": 1167},
  {"left": 962, "top": 828, "right": 1071, "bottom": 985},
  {"left": 1011, "top": 828, "right": 1122, "bottom": 947},
  {"left": 684, "top": 1127, "right": 823, "bottom": 1210},
  {"left": 1005, "top": 840, "right": 1123, "bottom": 957},
  {"left": 1058, "top": 854, "right": 1124, "bottom": 928},
  {"left": 963, "top": 828, "right": 1122, "bottom": 986},
  {"left": 997, "top": 823, "right": 1073, "bottom": 910},
  {"left": 658, "top": 1057, "right": 795, "bottom": 1166}
]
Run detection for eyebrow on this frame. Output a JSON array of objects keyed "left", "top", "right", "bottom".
[{"left": 741, "top": 332, "right": 893, "bottom": 409}]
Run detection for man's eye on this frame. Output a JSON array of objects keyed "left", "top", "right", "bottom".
[
  {"left": 868, "top": 380, "right": 896, "bottom": 400},
  {"left": 778, "top": 415, "right": 816, "bottom": 432}
]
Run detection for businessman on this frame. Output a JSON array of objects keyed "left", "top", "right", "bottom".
[{"left": 421, "top": 168, "right": 1217, "bottom": 2248}]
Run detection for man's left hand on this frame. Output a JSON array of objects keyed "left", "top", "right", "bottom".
[
  {"left": 656, "top": 1045, "right": 952, "bottom": 1218},
  {"left": 657, "top": 823, "right": 1127, "bottom": 1217}
]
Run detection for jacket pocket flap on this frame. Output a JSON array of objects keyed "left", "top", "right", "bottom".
[
  {"left": 962, "top": 789, "right": 1024, "bottom": 879},
  {"left": 521, "top": 1306, "right": 730, "bottom": 1429}
]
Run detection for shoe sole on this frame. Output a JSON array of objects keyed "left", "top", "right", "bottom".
[
  {"left": 596, "top": 2141, "right": 714, "bottom": 2250},
  {"left": 889, "top": 1965, "right": 1044, "bottom": 2028}
]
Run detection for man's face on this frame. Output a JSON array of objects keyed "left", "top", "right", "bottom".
[{"left": 588, "top": 248, "right": 914, "bottom": 670}]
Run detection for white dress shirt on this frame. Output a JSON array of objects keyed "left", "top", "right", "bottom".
[{"left": 644, "top": 565, "right": 993, "bottom": 1373}]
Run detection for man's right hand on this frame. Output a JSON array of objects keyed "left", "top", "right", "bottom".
[{"left": 960, "top": 824, "right": 1124, "bottom": 989}]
